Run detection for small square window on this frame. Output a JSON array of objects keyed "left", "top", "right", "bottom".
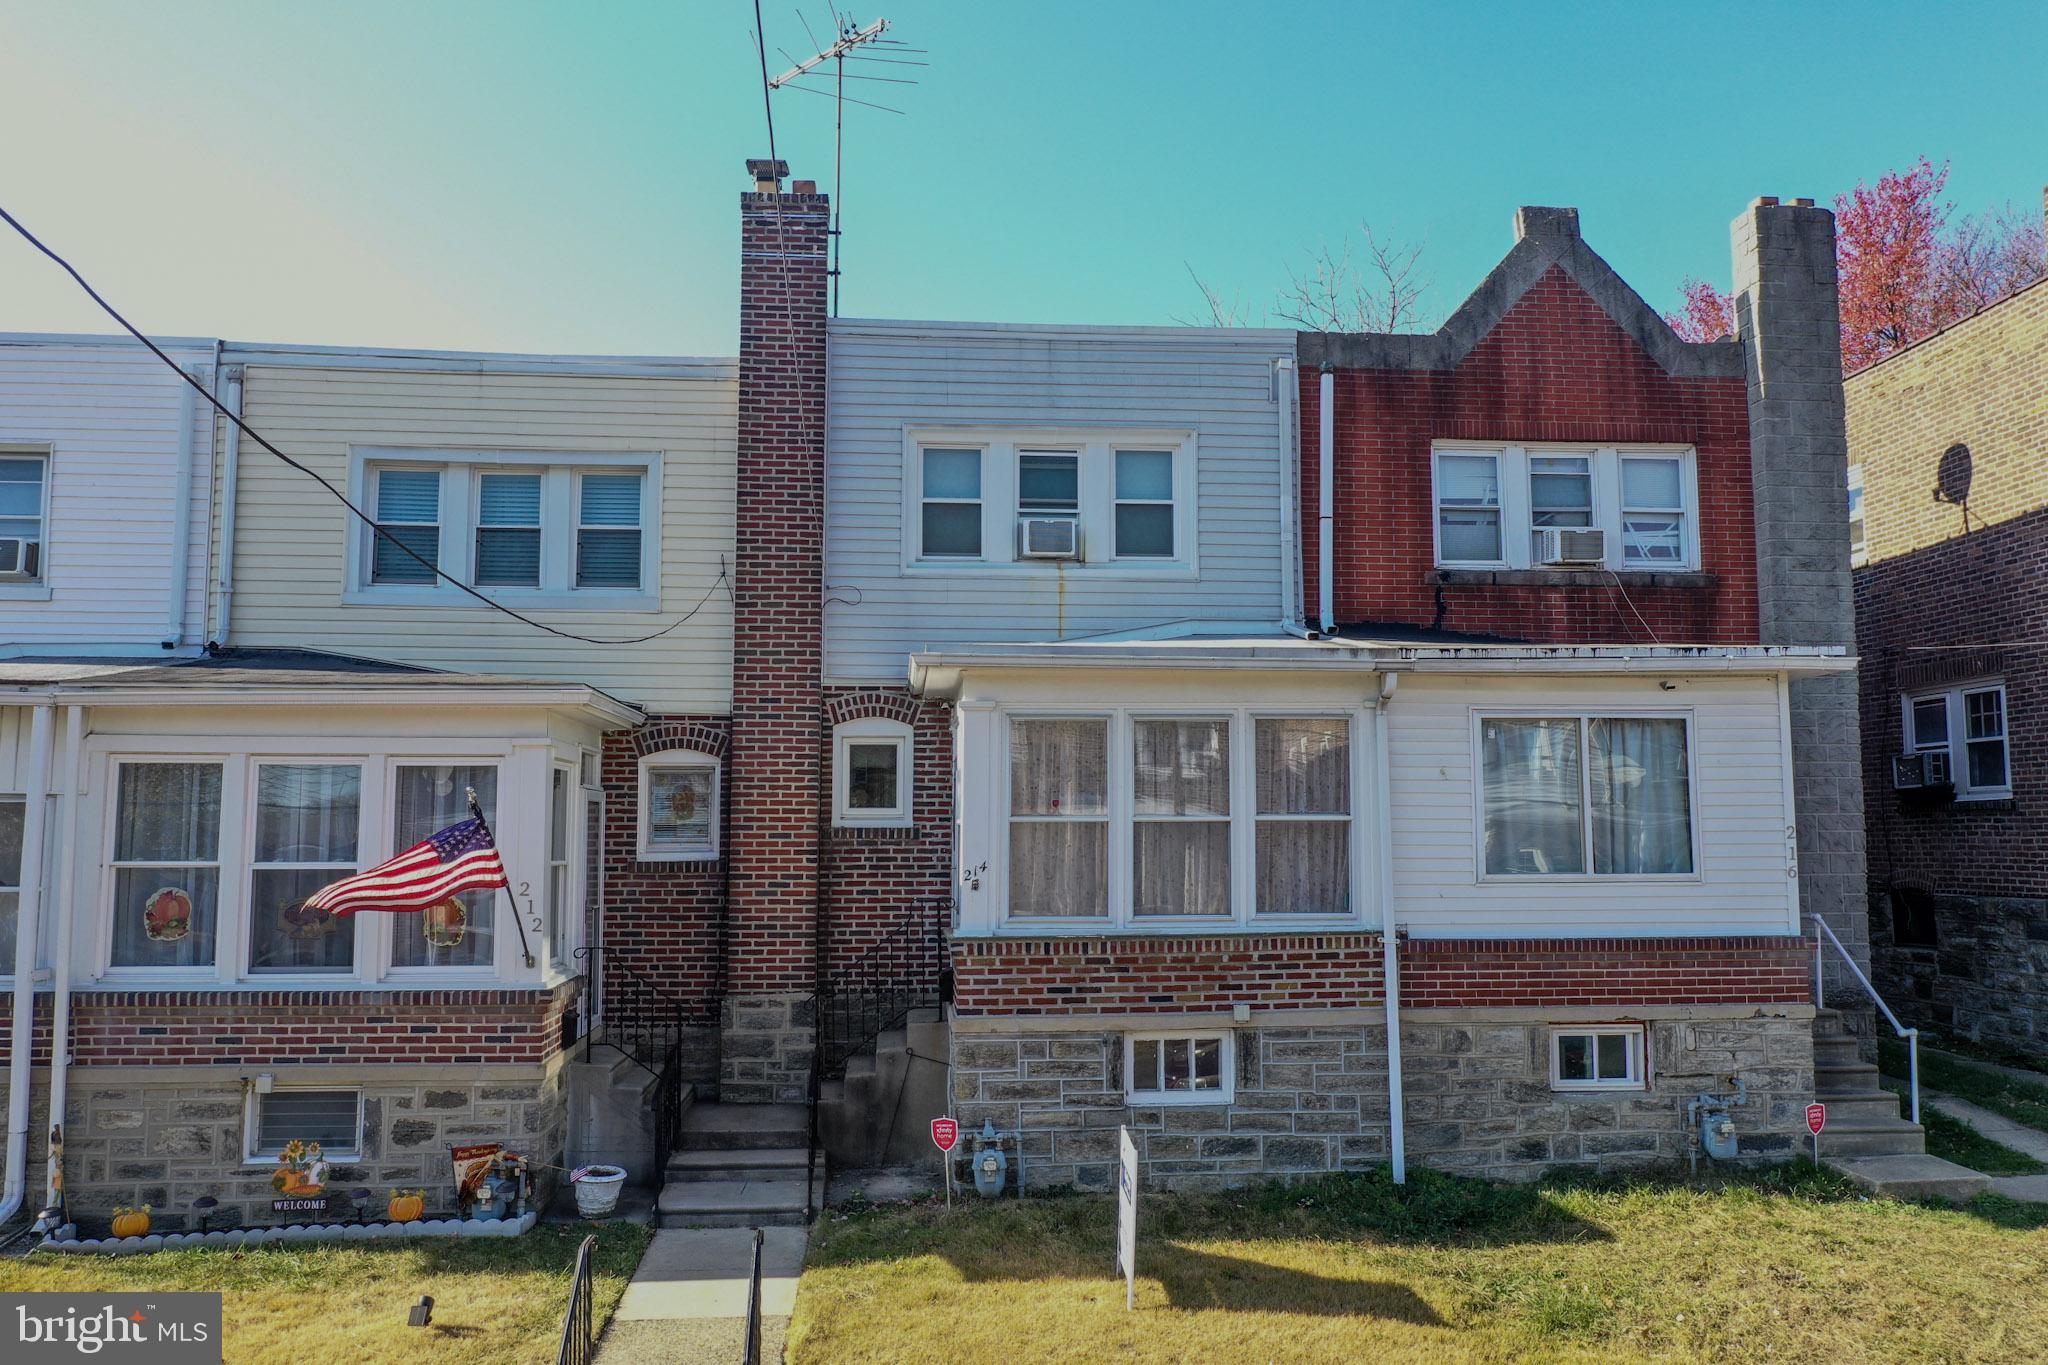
[
  {"left": 1125, "top": 1031, "right": 1233, "bottom": 1104},
  {"left": 1550, "top": 1027, "right": 1645, "bottom": 1090},
  {"left": 834, "top": 722, "right": 913, "bottom": 828},
  {"left": 639, "top": 754, "right": 719, "bottom": 860},
  {"left": 248, "top": 1088, "right": 362, "bottom": 1159}
]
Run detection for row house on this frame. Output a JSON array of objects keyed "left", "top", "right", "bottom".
[
  {"left": 0, "top": 167, "right": 1926, "bottom": 1232},
  {"left": 1847, "top": 264, "right": 2048, "bottom": 1054}
]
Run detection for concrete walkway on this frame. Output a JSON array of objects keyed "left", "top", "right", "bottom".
[
  {"left": 596, "top": 1225, "right": 807, "bottom": 1364},
  {"left": 1922, "top": 1090, "right": 2048, "bottom": 1204}
]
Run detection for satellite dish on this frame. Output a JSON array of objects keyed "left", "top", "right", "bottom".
[{"left": 1933, "top": 442, "right": 1973, "bottom": 505}]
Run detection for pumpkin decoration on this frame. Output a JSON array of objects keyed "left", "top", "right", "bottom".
[
  {"left": 110, "top": 1204, "right": 151, "bottom": 1239},
  {"left": 422, "top": 897, "right": 468, "bottom": 948},
  {"left": 143, "top": 887, "right": 193, "bottom": 942},
  {"left": 387, "top": 1190, "right": 425, "bottom": 1223},
  {"left": 270, "top": 1139, "right": 328, "bottom": 1196}
]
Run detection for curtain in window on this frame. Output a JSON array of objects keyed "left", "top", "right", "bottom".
[
  {"left": 1132, "top": 719, "right": 1229, "bottom": 916},
  {"left": 1009, "top": 719, "right": 1107, "bottom": 917},
  {"left": 1588, "top": 719, "right": 1693, "bottom": 875},
  {"left": 0, "top": 797, "right": 22, "bottom": 972},
  {"left": 248, "top": 764, "right": 361, "bottom": 975},
  {"left": 1480, "top": 719, "right": 1585, "bottom": 875},
  {"left": 1254, "top": 718, "right": 1350, "bottom": 914},
  {"left": 111, "top": 763, "right": 222, "bottom": 968},
  {"left": 390, "top": 765, "right": 498, "bottom": 968}
]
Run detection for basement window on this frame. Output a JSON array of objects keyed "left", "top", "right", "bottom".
[
  {"left": 1550, "top": 1026, "right": 1645, "bottom": 1091},
  {"left": 1125, "top": 1032, "right": 1233, "bottom": 1105},
  {"left": 246, "top": 1087, "right": 364, "bottom": 1161}
]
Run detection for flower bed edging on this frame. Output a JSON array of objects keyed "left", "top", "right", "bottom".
[{"left": 36, "top": 1209, "right": 539, "bottom": 1255}]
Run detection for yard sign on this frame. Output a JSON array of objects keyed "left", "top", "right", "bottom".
[
  {"left": 1117, "top": 1125, "right": 1139, "bottom": 1311},
  {"left": 933, "top": 1117, "right": 958, "bottom": 1208},
  {"left": 1807, "top": 1103, "right": 1826, "bottom": 1163}
]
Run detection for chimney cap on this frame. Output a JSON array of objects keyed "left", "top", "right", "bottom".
[
  {"left": 747, "top": 158, "right": 790, "bottom": 188},
  {"left": 1514, "top": 206, "right": 1581, "bottom": 241}
]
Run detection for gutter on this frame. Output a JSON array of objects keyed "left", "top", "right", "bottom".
[
  {"left": 162, "top": 371, "right": 198, "bottom": 648},
  {"left": 1317, "top": 366, "right": 1334, "bottom": 633},
  {"left": 1374, "top": 674, "right": 1405, "bottom": 1185},
  {"left": 210, "top": 366, "right": 244, "bottom": 647},
  {"left": 0, "top": 704, "right": 53, "bottom": 1228},
  {"left": 1274, "top": 356, "right": 1305, "bottom": 637},
  {"left": 42, "top": 705, "right": 84, "bottom": 1217}
]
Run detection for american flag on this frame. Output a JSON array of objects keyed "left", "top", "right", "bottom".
[{"left": 304, "top": 815, "right": 509, "bottom": 917}]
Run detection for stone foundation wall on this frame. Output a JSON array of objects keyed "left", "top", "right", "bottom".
[
  {"left": 951, "top": 1007, "right": 1813, "bottom": 1191},
  {"left": 719, "top": 994, "right": 813, "bottom": 1104},
  {"left": 40, "top": 1064, "right": 567, "bottom": 1233},
  {"left": 1872, "top": 887, "right": 2048, "bottom": 1051}
]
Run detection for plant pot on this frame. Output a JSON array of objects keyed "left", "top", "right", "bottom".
[{"left": 573, "top": 1166, "right": 628, "bottom": 1217}]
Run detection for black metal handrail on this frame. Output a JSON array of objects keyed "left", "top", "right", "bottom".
[
  {"left": 554, "top": 1233, "right": 598, "bottom": 1365},
  {"left": 573, "top": 945, "right": 698, "bottom": 1170},
  {"left": 805, "top": 897, "right": 949, "bottom": 1217},
  {"left": 742, "top": 1226, "right": 766, "bottom": 1365}
]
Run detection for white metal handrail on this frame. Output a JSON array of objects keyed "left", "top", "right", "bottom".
[{"left": 1811, "top": 914, "right": 1919, "bottom": 1126}]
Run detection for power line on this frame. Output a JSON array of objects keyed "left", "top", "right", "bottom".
[{"left": 0, "top": 201, "right": 730, "bottom": 647}]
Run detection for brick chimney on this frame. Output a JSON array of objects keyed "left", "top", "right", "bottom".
[
  {"left": 724, "top": 159, "right": 830, "bottom": 1102},
  {"left": 1730, "top": 197, "right": 1870, "bottom": 1006}
]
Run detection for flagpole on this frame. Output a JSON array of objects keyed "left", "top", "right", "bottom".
[{"left": 467, "top": 787, "right": 537, "bottom": 969}]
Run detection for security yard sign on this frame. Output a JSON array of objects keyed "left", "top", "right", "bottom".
[
  {"left": 1807, "top": 1103, "right": 1827, "bottom": 1162},
  {"left": 1117, "top": 1125, "right": 1139, "bottom": 1311},
  {"left": 933, "top": 1117, "right": 959, "bottom": 1207}
]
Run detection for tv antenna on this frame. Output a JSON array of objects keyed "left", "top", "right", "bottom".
[{"left": 764, "top": 11, "right": 925, "bottom": 315}]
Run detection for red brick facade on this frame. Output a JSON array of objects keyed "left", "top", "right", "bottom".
[
  {"left": 728, "top": 179, "right": 832, "bottom": 997},
  {"left": 950, "top": 935, "right": 1809, "bottom": 1016},
  {"left": 1304, "top": 266, "right": 1760, "bottom": 644}
]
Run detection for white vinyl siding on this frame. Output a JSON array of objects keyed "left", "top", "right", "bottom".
[
  {"left": 1388, "top": 673, "right": 1798, "bottom": 937},
  {"left": 825, "top": 322, "right": 1294, "bottom": 682},
  {"left": 224, "top": 361, "right": 735, "bottom": 713},
  {"left": 0, "top": 341, "right": 215, "bottom": 649}
]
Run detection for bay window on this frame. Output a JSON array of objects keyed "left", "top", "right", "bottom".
[
  {"left": 1002, "top": 710, "right": 1360, "bottom": 927},
  {"left": 110, "top": 762, "right": 223, "bottom": 969},
  {"left": 1434, "top": 445, "right": 1699, "bottom": 571},
  {"left": 1479, "top": 714, "right": 1695, "bottom": 878},
  {"left": 247, "top": 764, "right": 361, "bottom": 975}
]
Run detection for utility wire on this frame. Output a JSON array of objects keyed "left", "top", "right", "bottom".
[{"left": 0, "top": 200, "right": 729, "bottom": 646}]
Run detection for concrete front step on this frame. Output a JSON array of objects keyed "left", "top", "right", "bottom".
[
  {"left": 666, "top": 1147, "right": 811, "bottom": 1181},
  {"left": 656, "top": 1176, "right": 811, "bottom": 1228},
  {"left": 1813, "top": 1117, "right": 1927, "bottom": 1157},
  {"left": 1815, "top": 1061, "right": 1882, "bottom": 1091},
  {"left": 1826, "top": 1154, "right": 1992, "bottom": 1204},
  {"left": 1809, "top": 1091, "right": 1916, "bottom": 1124},
  {"left": 677, "top": 1103, "right": 809, "bottom": 1151}
]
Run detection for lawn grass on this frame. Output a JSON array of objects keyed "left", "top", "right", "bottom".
[
  {"left": 789, "top": 1166, "right": 2048, "bottom": 1364},
  {"left": 0, "top": 1220, "right": 650, "bottom": 1364},
  {"left": 1915, "top": 1099, "right": 2048, "bottom": 1175},
  {"left": 1883, "top": 1036, "right": 2048, "bottom": 1132}
]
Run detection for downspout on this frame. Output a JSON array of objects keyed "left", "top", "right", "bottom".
[
  {"left": 1274, "top": 356, "right": 1305, "bottom": 637},
  {"left": 162, "top": 372, "right": 198, "bottom": 648},
  {"left": 1318, "top": 366, "right": 1334, "bottom": 633},
  {"left": 210, "top": 365, "right": 244, "bottom": 649},
  {"left": 42, "top": 704, "right": 85, "bottom": 1218},
  {"left": 1374, "top": 673, "right": 1405, "bottom": 1183},
  {"left": 0, "top": 702, "right": 54, "bottom": 1227}
]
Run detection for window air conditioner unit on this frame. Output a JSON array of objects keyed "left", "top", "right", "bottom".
[
  {"left": 1534, "top": 527, "right": 1607, "bottom": 566},
  {"left": 1018, "top": 517, "right": 1080, "bottom": 559},
  {"left": 1891, "top": 751, "right": 1952, "bottom": 791},
  {"left": 0, "top": 537, "right": 38, "bottom": 580}
]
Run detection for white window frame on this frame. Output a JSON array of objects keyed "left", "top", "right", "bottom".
[
  {"left": 902, "top": 427, "right": 1198, "bottom": 576},
  {"left": 244, "top": 760, "right": 367, "bottom": 979},
  {"left": 0, "top": 444, "right": 52, "bottom": 595},
  {"left": 1112, "top": 447, "right": 1180, "bottom": 560},
  {"left": 546, "top": 761, "right": 578, "bottom": 972},
  {"left": 637, "top": 751, "right": 721, "bottom": 862},
  {"left": 243, "top": 1085, "right": 365, "bottom": 1164},
  {"left": 1470, "top": 710, "right": 1702, "bottom": 884},
  {"left": 82, "top": 739, "right": 559, "bottom": 990},
  {"left": 832, "top": 718, "right": 914, "bottom": 829},
  {"left": 1549, "top": 1025, "right": 1647, "bottom": 1092},
  {"left": 0, "top": 793, "right": 24, "bottom": 979},
  {"left": 1124, "top": 1031, "right": 1235, "bottom": 1105},
  {"left": 997, "top": 706, "right": 1367, "bottom": 931},
  {"left": 344, "top": 447, "right": 662, "bottom": 610},
  {"left": 1432, "top": 443, "right": 1701, "bottom": 572},
  {"left": 472, "top": 468, "right": 545, "bottom": 588},
  {"left": 1903, "top": 683, "right": 2011, "bottom": 801},
  {"left": 1847, "top": 464, "right": 1867, "bottom": 568}
]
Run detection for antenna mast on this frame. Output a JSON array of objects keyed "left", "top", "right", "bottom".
[{"left": 768, "top": 13, "right": 922, "bottom": 316}]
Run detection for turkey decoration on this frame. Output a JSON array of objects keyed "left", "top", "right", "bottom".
[{"left": 422, "top": 897, "right": 468, "bottom": 948}]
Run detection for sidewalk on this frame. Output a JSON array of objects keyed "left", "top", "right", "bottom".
[
  {"left": 1922, "top": 1090, "right": 2048, "bottom": 1203},
  {"left": 596, "top": 1225, "right": 808, "bottom": 1365}
]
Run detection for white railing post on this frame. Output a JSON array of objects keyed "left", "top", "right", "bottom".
[
  {"left": 1906, "top": 1029, "right": 1921, "bottom": 1127},
  {"left": 1813, "top": 932, "right": 1825, "bottom": 1011},
  {"left": 1809, "top": 914, "right": 1922, "bottom": 1125}
]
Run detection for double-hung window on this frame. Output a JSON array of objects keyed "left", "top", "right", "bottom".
[
  {"left": 1479, "top": 715, "right": 1695, "bottom": 877},
  {"left": 389, "top": 764, "right": 498, "bottom": 969},
  {"left": 547, "top": 766, "right": 573, "bottom": 969},
  {"left": 907, "top": 429, "right": 1194, "bottom": 571},
  {"left": 1905, "top": 683, "right": 2009, "bottom": 799},
  {"left": 109, "top": 762, "right": 223, "bottom": 968},
  {"left": 1002, "top": 710, "right": 1358, "bottom": 927},
  {"left": 0, "top": 796, "right": 22, "bottom": 971},
  {"left": 1434, "top": 446, "right": 1698, "bottom": 571},
  {"left": 0, "top": 450, "right": 49, "bottom": 582},
  {"left": 354, "top": 451, "right": 657, "bottom": 601},
  {"left": 247, "top": 764, "right": 360, "bottom": 975}
]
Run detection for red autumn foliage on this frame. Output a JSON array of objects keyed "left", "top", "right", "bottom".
[{"left": 1662, "top": 276, "right": 1734, "bottom": 343}]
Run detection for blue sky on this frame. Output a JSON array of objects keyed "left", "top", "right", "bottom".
[{"left": 3, "top": 2, "right": 2043, "bottom": 355}]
